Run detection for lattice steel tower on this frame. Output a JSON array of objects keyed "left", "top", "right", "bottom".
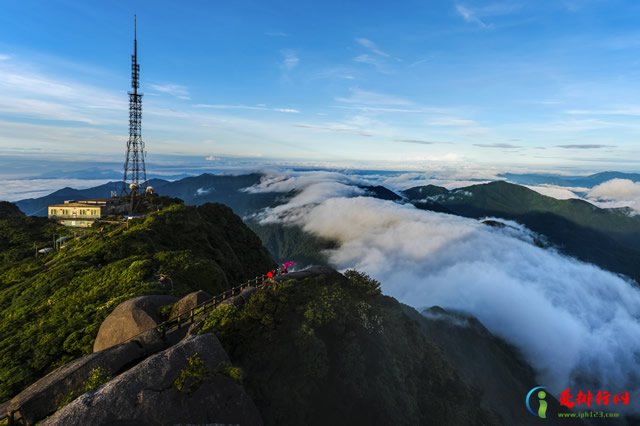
[{"left": 121, "top": 15, "right": 147, "bottom": 195}]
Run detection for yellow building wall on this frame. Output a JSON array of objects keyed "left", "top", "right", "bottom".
[{"left": 48, "top": 206, "right": 103, "bottom": 219}]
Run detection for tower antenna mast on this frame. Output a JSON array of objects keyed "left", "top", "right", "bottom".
[{"left": 121, "top": 14, "right": 147, "bottom": 196}]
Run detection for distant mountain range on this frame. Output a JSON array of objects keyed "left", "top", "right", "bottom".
[
  {"left": 500, "top": 171, "right": 640, "bottom": 188},
  {"left": 13, "top": 172, "right": 640, "bottom": 284},
  {"left": 15, "top": 174, "right": 282, "bottom": 217}
]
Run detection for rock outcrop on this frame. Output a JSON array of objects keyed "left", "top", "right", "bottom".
[
  {"left": 43, "top": 334, "right": 262, "bottom": 426},
  {"left": 274, "top": 265, "right": 339, "bottom": 282},
  {"left": 169, "top": 290, "right": 212, "bottom": 319},
  {"left": 8, "top": 341, "right": 147, "bottom": 425},
  {"left": 93, "top": 295, "right": 178, "bottom": 352}
]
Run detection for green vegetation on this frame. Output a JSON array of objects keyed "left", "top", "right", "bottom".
[
  {"left": 201, "top": 270, "right": 491, "bottom": 426},
  {"left": 0, "top": 202, "right": 275, "bottom": 400},
  {"left": 0, "top": 201, "right": 24, "bottom": 218},
  {"left": 83, "top": 366, "right": 112, "bottom": 393},
  {"left": 220, "top": 363, "right": 244, "bottom": 383},
  {"left": 158, "top": 304, "right": 174, "bottom": 321},
  {"left": 0, "top": 214, "right": 59, "bottom": 266},
  {"left": 249, "top": 222, "right": 335, "bottom": 267},
  {"left": 404, "top": 181, "right": 640, "bottom": 283},
  {"left": 174, "top": 353, "right": 208, "bottom": 394},
  {"left": 402, "top": 184, "right": 449, "bottom": 200},
  {"left": 57, "top": 367, "right": 112, "bottom": 410}
]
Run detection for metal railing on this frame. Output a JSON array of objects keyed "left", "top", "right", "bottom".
[
  {"left": 136, "top": 273, "right": 270, "bottom": 341},
  {"left": 1, "top": 273, "right": 274, "bottom": 425}
]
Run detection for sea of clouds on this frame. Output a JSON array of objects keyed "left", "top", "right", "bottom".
[
  {"left": 250, "top": 170, "right": 640, "bottom": 408},
  {"left": 4, "top": 165, "right": 640, "bottom": 407},
  {"left": 587, "top": 179, "right": 640, "bottom": 213}
]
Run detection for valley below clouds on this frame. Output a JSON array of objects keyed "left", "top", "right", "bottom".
[{"left": 250, "top": 170, "right": 640, "bottom": 410}]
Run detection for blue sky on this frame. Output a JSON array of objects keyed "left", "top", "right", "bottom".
[{"left": 1, "top": 0, "right": 640, "bottom": 172}]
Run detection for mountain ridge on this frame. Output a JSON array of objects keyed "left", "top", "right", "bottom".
[
  {"left": 403, "top": 180, "right": 640, "bottom": 283},
  {"left": 0, "top": 199, "right": 579, "bottom": 425},
  {"left": 12, "top": 173, "right": 640, "bottom": 283}
]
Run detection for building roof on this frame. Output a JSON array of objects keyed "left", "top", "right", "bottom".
[
  {"left": 66, "top": 199, "right": 112, "bottom": 204},
  {"left": 48, "top": 202, "right": 106, "bottom": 208}
]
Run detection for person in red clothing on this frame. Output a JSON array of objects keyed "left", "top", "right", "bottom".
[{"left": 281, "top": 260, "right": 294, "bottom": 274}]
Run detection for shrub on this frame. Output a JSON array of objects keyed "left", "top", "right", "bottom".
[
  {"left": 221, "top": 363, "right": 244, "bottom": 383},
  {"left": 200, "top": 303, "right": 239, "bottom": 334},
  {"left": 343, "top": 269, "right": 381, "bottom": 296},
  {"left": 83, "top": 366, "right": 112, "bottom": 393},
  {"left": 174, "top": 353, "right": 208, "bottom": 394}
]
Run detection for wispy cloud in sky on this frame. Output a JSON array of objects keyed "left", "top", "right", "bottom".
[
  {"left": 475, "top": 143, "right": 521, "bottom": 149},
  {"left": 455, "top": 4, "right": 490, "bottom": 28},
  {"left": 353, "top": 37, "right": 396, "bottom": 72},
  {"left": 557, "top": 144, "right": 615, "bottom": 149},
  {"left": 281, "top": 50, "right": 299, "bottom": 72},
  {"left": 149, "top": 83, "right": 190, "bottom": 100},
  {"left": 355, "top": 38, "right": 390, "bottom": 58},
  {"left": 335, "top": 88, "right": 413, "bottom": 106},
  {"left": 565, "top": 107, "right": 640, "bottom": 117},
  {"left": 294, "top": 122, "right": 372, "bottom": 137},
  {"left": 0, "top": 54, "right": 123, "bottom": 126},
  {"left": 265, "top": 30, "right": 288, "bottom": 37},
  {"left": 353, "top": 54, "right": 386, "bottom": 71},
  {"left": 395, "top": 139, "right": 438, "bottom": 145},
  {"left": 427, "top": 117, "right": 477, "bottom": 127},
  {"left": 194, "top": 104, "right": 300, "bottom": 113}
]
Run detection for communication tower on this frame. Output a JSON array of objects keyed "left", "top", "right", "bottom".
[{"left": 121, "top": 15, "right": 147, "bottom": 196}]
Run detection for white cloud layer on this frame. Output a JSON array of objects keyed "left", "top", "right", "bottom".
[
  {"left": 524, "top": 184, "right": 582, "bottom": 200},
  {"left": 587, "top": 179, "right": 640, "bottom": 213},
  {"left": 251, "top": 170, "right": 640, "bottom": 408}
]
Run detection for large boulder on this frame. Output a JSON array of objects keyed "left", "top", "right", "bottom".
[
  {"left": 93, "top": 295, "right": 178, "bottom": 352},
  {"left": 169, "top": 290, "right": 212, "bottom": 319},
  {"left": 43, "top": 333, "right": 262, "bottom": 426},
  {"left": 273, "top": 265, "right": 339, "bottom": 282},
  {"left": 8, "top": 342, "right": 146, "bottom": 425}
]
